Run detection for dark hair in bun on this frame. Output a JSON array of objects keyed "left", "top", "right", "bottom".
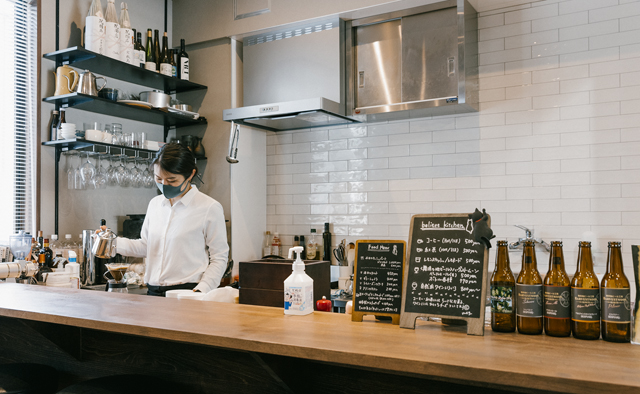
[{"left": 152, "top": 142, "right": 198, "bottom": 180}]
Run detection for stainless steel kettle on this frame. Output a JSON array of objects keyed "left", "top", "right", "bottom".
[
  {"left": 76, "top": 69, "right": 107, "bottom": 96},
  {"left": 92, "top": 227, "right": 117, "bottom": 259}
]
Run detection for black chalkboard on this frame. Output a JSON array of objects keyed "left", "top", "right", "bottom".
[
  {"left": 352, "top": 240, "right": 406, "bottom": 325},
  {"left": 400, "top": 214, "right": 489, "bottom": 335}
]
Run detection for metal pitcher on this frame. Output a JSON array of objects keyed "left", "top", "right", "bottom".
[
  {"left": 75, "top": 69, "right": 107, "bottom": 96},
  {"left": 53, "top": 65, "right": 78, "bottom": 96},
  {"left": 91, "top": 227, "right": 117, "bottom": 259}
]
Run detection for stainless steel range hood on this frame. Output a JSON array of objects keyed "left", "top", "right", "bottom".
[
  {"left": 223, "top": 18, "right": 361, "bottom": 132},
  {"left": 223, "top": 98, "right": 360, "bottom": 132}
]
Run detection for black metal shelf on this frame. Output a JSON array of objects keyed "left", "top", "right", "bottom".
[
  {"left": 43, "top": 93, "right": 207, "bottom": 128},
  {"left": 42, "top": 138, "right": 159, "bottom": 155},
  {"left": 43, "top": 47, "right": 207, "bottom": 94}
]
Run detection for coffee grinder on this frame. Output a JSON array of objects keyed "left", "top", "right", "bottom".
[{"left": 6, "top": 231, "right": 39, "bottom": 284}]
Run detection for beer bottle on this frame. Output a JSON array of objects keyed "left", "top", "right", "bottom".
[
  {"left": 491, "top": 240, "right": 516, "bottom": 332},
  {"left": 516, "top": 240, "right": 543, "bottom": 335},
  {"left": 571, "top": 241, "right": 600, "bottom": 340},
  {"left": 543, "top": 241, "right": 571, "bottom": 337},
  {"left": 601, "top": 242, "right": 631, "bottom": 343}
]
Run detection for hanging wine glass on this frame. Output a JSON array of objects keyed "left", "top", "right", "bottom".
[
  {"left": 66, "top": 152, "right": 77, "bottom": 190},
  {"left": 115, "top": 154, "right": 129, "bottom": 187},
  {"left": 143, "top": 158, "right": 154, "bottom": 188},
  {"left": 80, "top": 150, "right": 96, "bottom": 189},
  {"left": 94, "top": 153, "right": 107, "bottom": 189},
  {"left": 130, "top": 153, "right": 141, "bottom": 188},
  {"left": 105, "top": 147, "right": 118, "bottom": 187}
]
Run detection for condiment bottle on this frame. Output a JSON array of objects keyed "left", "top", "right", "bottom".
[
  {"left": 543, "top": 241, "right": 571, "bottom": 337},
  {"left": 516, "top": 240, "right": 543, "bottom": 335},
  {"left": 490, "top": 240, "right": 516, "bottom": 332},
  {"left": 601, "top": 242, "right": 631, "bottom": 343},
  {"left": 271, "top": 232, "right": 282, "bottom": 257},
  {"left": 571, "top": 241, "right": 600, "bottom": 340},
  {"left": 316, "top": 296, "right": 332, "bottom": 312},
  {"left": 306, "top": 229, "right": 318, "bottom": 260}
]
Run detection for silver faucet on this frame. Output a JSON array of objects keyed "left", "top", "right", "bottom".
[{"left": 508, "top": 225, "right": 550, "bottom": 252}]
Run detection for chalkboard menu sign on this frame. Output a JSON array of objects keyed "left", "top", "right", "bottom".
[
  {"left": 400, "top": 214, "right": 489, "bottom": 336},
  {"left": 352, "top": 240, "right": 406, "bottom": 325}
]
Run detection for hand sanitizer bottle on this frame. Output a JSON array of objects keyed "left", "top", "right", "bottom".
[{"left": 284, "top": 246, "right": 314, "bottom": 315}]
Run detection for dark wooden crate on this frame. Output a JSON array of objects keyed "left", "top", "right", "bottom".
[{"left": 239, "top": 259, "right": 331, "bottom": 309}]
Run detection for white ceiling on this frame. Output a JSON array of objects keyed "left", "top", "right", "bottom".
[{"left": 467, "top": 0, "right": 543, "bottom": 13}]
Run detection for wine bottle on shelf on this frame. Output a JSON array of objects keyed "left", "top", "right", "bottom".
[
  {"left": 516, "top": 240, "right": 543, "bottom": 335},
  {"left": 48, "top": 110, "right": 59, "bottom": 141},
  {"left": 55, "top": 109, "right": 66, "bottom": 140},
  {"left": 104, "top": 0, "right": 120, "bottom": 60},
  {"left": 144, "top": 29, "right": 156, "bottom": 71},
  {"left": 178, "top": 38, "right": 189, "bottom": 80},
  {"left": 490, "top": 240, "right": 516, "bottom": 332},
  {"left": 571, "top": 241, "right": 601, "bottom": 340},
  {"left": 153, "top": 29, "right": 161, "bottom": 70},
  {"left": 135, "top": 31, "right": 145, "bottom": 68},
  {"left": 159, "top": 32, "right": 172, "bottom": 76},
  {"left": 543, "top": 241, "right": 571, "bottom": 337},
  {"left": 85, "top": 0, "right": 105, "bottom": 55},
  {"left": 169, "top": 49, "right": 177, "bottom": 78},
  {"left": 119, "top": 2, "right": 134, "bottom": 64},
  {"left": 601, "top": 241, "right": 631, "bottom": 343}
]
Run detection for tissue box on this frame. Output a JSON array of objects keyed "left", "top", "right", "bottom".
[{"left": 239, "top": 259, "right": 331, "bottom": 309}]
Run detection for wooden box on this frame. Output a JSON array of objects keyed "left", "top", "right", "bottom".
[{"left": 239, "top": 259, "right": 331, "bottom": 310}]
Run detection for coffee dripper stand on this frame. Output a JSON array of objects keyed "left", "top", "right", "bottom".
[
  {"left": 102, "top": 265, "right": 129, "bottom": 293},
  {"left": 4, "top": 231, "right": 39, "bottom": 284}
]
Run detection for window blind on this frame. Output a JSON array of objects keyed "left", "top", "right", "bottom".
[{"left": 0, "top": 0, "right": 37, "bottom": 244}]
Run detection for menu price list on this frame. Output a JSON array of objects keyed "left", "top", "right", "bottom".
[
  {"left": 404, "top": 217, "right": 485, "bottom": 318},
  {"left": 354, "top": 242, "right": 404, "bottom": 314}
]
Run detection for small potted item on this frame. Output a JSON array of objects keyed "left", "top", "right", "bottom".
[{"left": 316, "top": 296, "right": 332, "bottom": 312}]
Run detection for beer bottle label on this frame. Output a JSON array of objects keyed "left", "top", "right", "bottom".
[
  {"left": 571, "top": 288, "right": 600, "bottom": 322},
  {"left": 602, "top": 288, "right": 631, "bottom": 323},
  {"left": 544, "top": 285, "right": 570, "bottom": 319},
  {"left": 490, "top": 285, "right": 514, "bottom": 314},
  {"left": 516, "top": 284, "right": 543, "bottom": 317}
]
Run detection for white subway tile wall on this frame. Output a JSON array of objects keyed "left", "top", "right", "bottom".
[{"left": 265, "top": 0, "right": 640, "bottom": 281}]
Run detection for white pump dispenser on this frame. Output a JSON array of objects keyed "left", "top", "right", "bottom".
[{"left": 284, "top": 246, "right": 314, "bottom": 315}]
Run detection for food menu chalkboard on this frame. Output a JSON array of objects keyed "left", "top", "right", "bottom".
[
  {"left": 400, "top": 214, "right": 489, "bottom": 335},
  {"left": 352, "top": 240, "right": 405, "bottom": 324}
]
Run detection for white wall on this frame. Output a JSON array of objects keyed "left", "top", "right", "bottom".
[{"left": 265, "top": 0, "right": 640, "bottom": 284}]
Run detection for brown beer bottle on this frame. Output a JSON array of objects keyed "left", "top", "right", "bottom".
[
  {"left": 571, "top": 241, "right": 600, "bottom": 340},
  {"left": 491, "top": 240, "right": 516, "bottom": 332},
  {"left": 516, "top": 240, "right": 543, "bottom": 335},
  {"left": 543, "top": 241, "right": 571, "bottom": 337},
  {"left": 601, "top": 242, "right": 631, "bottom": 343}
]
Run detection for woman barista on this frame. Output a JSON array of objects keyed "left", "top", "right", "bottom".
[{"left": 115, "top": 143, "right": 229, "bottom": 296}]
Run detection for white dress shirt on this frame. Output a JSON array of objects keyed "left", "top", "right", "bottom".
[{"left": 117, "top": 185, "right": 229, "bottom": 293}]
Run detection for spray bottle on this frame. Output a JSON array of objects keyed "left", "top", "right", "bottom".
[{"left": 284, "top": 246, "right": 314, "bottom": 315}]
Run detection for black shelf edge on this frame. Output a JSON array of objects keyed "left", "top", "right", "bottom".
[
  {"left": 43, "top": 46, "right": 207, "bottom": 94},
  {"left": 43, "top": 93, "right": 207, "bottom": 128},
  {"left": 42, "top": 138, "right": 160, "bottom": 156}
]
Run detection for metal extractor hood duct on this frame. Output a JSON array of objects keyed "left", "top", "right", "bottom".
[{"left": 223, "top": 18, "right": 362, "bottom": 132}]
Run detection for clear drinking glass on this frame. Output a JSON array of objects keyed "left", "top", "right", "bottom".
[{"left": 80, "top": 151, "right": 97, "bottom": 189}]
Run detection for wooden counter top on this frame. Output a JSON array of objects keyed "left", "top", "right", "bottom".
[{"left": 0, "top": 284, "right": 638, "bottom": 393}]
